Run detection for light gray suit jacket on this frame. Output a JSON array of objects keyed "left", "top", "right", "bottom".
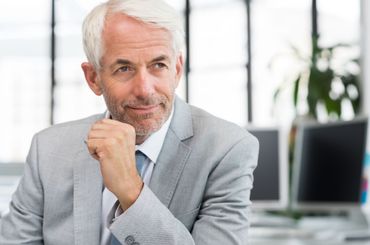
[{"left": 0, "top": 97, "right": 258, "bottom": 245}]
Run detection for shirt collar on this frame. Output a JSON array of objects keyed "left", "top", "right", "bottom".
[
  {"left": 104, "top": 105, "right": 174, "bottom": 164},
  {"left": 136, "top": 106, "right": 174, "bottom": 164}
]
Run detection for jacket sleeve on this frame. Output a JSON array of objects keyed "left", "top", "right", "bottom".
[
  {"left": 110, "top": 135, "right": 259, "bottom": 244},
  {"left": 0, "top": 135, "right": 44, "bottom": 244}
]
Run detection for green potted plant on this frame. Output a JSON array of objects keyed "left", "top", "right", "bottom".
[{"left": 274, "top": 36, "right": 361, "bottom": 121}]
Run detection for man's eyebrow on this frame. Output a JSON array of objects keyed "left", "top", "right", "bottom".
[
  {"left": 116, "top": 59, "right": 131, "bottom": 64},
  {"left": 151, "top": 55, "right": 170, "bottom": 63},
  {"left": 109, "top": 56, "right": 170, "bottom": 70},
  {"left": 110, "top": 59, "right": 132, "bottom": 70}
]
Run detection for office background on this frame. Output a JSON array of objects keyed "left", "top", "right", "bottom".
[
  {"left": 0, "top": 0, "right": 363, "bottom": 163},
  {"left": 1, "top": 0, "right": 370, "bottom": 243}
]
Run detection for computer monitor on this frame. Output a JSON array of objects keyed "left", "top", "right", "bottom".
[
  {"left": 248, "top": 127, "right": 289, "bottom": 210},
  {"left": 292, "top": 117, "right": 368, "bottom": 212}
]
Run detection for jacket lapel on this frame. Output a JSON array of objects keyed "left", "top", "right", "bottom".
[
  {"left": 149, "top": 97, "right": 193, "bottom": 207},
  {"left": 71, "top": 100, "right": 193, "bottom": 241},
  {"left": 73, "top": 142, "right": 103, "bottom": 245}
]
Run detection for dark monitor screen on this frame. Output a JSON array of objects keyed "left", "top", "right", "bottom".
[
  {"left": 292, "top": 118, "right": 368, "bottom": 211},
  {"left": 248, "top": 127, "right": 288, "bottom": 210}
]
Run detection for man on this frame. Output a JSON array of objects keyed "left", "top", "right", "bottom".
[{"left": 0, "top": 0, "right": 258, "bottom": 244}]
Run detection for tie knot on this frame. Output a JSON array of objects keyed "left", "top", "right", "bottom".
[{"left": 135, "top": 150, "right": 147, "bottom": 176}]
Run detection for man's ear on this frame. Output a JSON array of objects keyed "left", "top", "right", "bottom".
[
  {"left": 174, "top": 53, "right": 184, "bottom": 88},
  {"left": 81, "top": 62, "right": 103, "bottom": 96}
]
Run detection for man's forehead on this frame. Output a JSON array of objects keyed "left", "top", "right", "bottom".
[
  {"left": 102, "top": 14, "right": 173, "bottom": 49},
  {"left": 104, "top": 13, "right": 170, "bottom": 37}
]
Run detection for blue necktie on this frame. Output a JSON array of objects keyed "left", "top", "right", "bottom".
[
  {"left": 110, "top": 151, "right": 147, "bottom": 245},
  {"left": 135, "top": 150, "right": 147, "bottom": 177},
  {"left": 110, "top": 234, "right": 120, "bottom": 245}
]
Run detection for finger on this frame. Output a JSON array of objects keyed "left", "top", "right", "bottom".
[
  {"left": 90, "top": 121, "right": 116, "bottom": 130},
  {"left": 88, "top": 128, "right": 112, "bottom": 140},
  {"left": 90, "top": 121, "right": 135, "bottom": 140},
  {"left": 100, "top": 118, "right": 124, "bottom": 126},
  {"left": 93, "top": 118, "right": 122, "bottom": 127},
  {"left": 86, "top": 138, "right": 97, "bottom": 154},
  {"left": 88, "top": 127, "right": 128, "bottom": 143},
  {"left": 86, "top": 138, "right": 102, "bottom": 159},
  {"left": 90, "top": 152, "right": 100, "bottom": 161},
  {"left": 90, "top": 121, "right": 127, "bottom": 135},
  {"left": 89, "top": 121, "right": 120, "bottom": 135},
  {"left": 96, "top": 118, "right": 135, "bottom": 130}
]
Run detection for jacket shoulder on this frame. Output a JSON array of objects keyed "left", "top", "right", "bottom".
[
  {"left": 33, "top": 114, "right": 104, "bottom": 155},
  {"left": 38, "top": 114, "right": 102, "bottom": 136},
  {"left": 189, "top": 105, "right": 257, "bottom": 147}
]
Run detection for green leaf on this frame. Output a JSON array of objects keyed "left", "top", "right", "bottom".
[
  {"left": 324, "top": 96, "right": 341, "bottom": 117},
  {"left": 271, "top": 34, "right": 361, "bottom": 120},
  {"left": 293, "top": 76, "right": 301, "bottom": 107}
]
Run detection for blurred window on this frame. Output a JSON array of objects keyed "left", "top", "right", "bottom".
[
  {"left": 0, "top": 0, "right": 51, "bottom": 162},
  {"left": 189, "top": 0, "right": 248, "bottom": 126},
  {"left": 0, "top": 0, "right": 361, "bottom": 162}
]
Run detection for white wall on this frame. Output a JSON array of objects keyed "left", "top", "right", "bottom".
[
  {"left": 361, "top": 0, "right": 370, "bottom": 210},
  {"left": 362, "top": 0, "right": 370, "bottom": 115}
]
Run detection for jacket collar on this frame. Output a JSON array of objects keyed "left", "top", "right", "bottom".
[{"left": 148, "top": 96, "right": 194, "bottom": 207}]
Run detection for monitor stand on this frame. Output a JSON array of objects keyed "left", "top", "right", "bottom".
[
  {"left": 298, "top": 208, "right": 369, "bottom": 232},
  {"left": 250, "top": 211, "right": 296, "bottom": 228}
]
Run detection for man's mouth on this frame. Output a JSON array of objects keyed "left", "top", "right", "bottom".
[{"left": 126, "top": 104, "right": 159, "bottom": 114}]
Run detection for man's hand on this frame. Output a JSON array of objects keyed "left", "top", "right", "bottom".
[{"left": 87, "top": 119, "right": 144, "bottom": 210}]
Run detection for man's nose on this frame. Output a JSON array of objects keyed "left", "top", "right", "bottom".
[{"left": 132, "top": 68, "right": 155, "bottom": 98}]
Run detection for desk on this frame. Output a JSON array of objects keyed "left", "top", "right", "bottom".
[
  {"left": 248, "top": 227, "right": 370, "bottom": 245},
  {"left": 248, "top": 222, "right": 370, "bottom": 245},
  {"left": 249, "top": 210, "right": 370, "bottom": 244},
  {"left": 249, "top": 238, "right": 370, "bottom": 245}
]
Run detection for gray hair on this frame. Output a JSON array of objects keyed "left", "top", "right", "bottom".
[{"left": 82, "top": 0, "right": 185, "bottom": 70}]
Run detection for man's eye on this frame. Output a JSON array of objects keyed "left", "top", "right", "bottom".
[
  {"left": 153, "top": 63, "right": 167, "bottom": 69},
  {"left": 117, "top": 66, "right": 131, "bottom": 72}
]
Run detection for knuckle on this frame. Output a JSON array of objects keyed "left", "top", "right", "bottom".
[
  {"left": 87, "top": 131, "right": 93, "bottom": 139},
  {"left": 116, "top": 123, "right": 134, "bottom": 135},
  {"left": 90, "top": 123, "right": 99, "bottom": 130},
  {"left": 105, "top": 138, "right": 117, "bottom": 147},
  {"left": 125, "top": 124, "right": 136, "bottom": 135},
  {"left": 94, "top": 120, "right": 103, "bottom": 125}
]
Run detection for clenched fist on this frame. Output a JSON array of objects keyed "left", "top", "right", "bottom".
[{"left": 87, "top": 118, "right": 144, "bottom": 210}]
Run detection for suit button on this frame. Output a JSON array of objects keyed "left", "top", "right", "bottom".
[{"left": 125, "top": 235, "right": 135, "bottom": 244}]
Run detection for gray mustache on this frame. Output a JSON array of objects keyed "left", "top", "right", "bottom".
[{"left": 122, "top": 96, "right": 166, "bottom": 107}]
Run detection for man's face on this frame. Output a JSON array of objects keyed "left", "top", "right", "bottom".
[{"left": 85, "top": 14, "right": 183, "bottom": 141}]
